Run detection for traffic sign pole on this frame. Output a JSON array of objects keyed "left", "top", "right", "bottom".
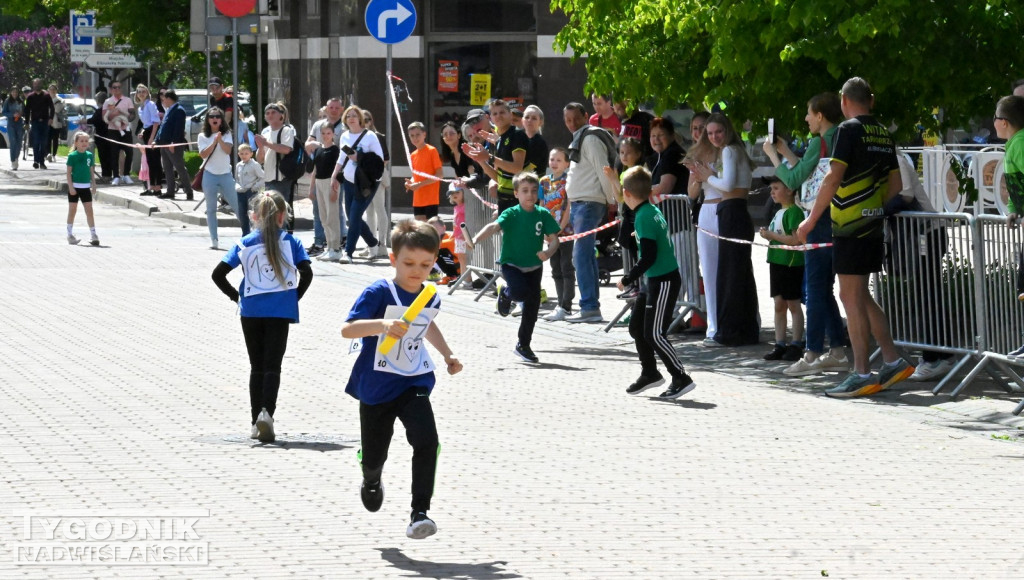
[{"left": 365, "top": 0, "right": 416, "bottom": 239}]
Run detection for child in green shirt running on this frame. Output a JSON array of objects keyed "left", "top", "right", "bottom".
[
  {"left": 472, "top": 171, "right": 560, "bottom": 363},
  {"left": 617, "top": 166, "right": 696, "bottom": 399},
  {"left": 758, "top": 176, "right": 806, "bottom": 362},
  {"left": 65, "top": 131, "right": 100, "bottom": 246}
]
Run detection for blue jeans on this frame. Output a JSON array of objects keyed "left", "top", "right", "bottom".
[
  {"left": 30, "top": 120, "right": 48, "bottom": 165},
  {"left": 804, "top": 217, "right": 846, "bottom": 353},
  {"left": 343, "top": 180, "right": 378, "bottom": 256},
  {"left": 8, "top": 121, "right": 24, "bottom": 162},
  {"left": 203, "top": 171, "right": 237, "bottom": 243},
  {"left": 570, "top": 200, "right": 606, "bottom": 312},
  {"left": 236, "top": 189, "right": 255, "bottom": 236}
]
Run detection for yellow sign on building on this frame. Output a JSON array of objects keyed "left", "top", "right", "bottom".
[{"left": 470, "top": 74, "right": 491, "bottom": 106}]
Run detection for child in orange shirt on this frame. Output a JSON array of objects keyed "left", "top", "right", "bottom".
[{"left": 404, "top": 122, "right": 444, "bottom": 221}]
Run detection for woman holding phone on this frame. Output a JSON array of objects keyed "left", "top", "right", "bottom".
[{"left": 330, "top": 105, "right": 384, "bottom": 263}]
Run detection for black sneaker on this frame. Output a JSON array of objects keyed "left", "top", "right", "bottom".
[
  {"left": 496, "top": 282, "right": 512, "bottom": 317},
  {"left": 471, "top": 279, "right": 487, "bottom": 290},
  {"left": 658, "top": 374, "right": 696, "bottom": 399},
  {"left": 306, "top": 244, "right": 325, "bottom": 257},
  {"left": 514, "top": 342, "right": 539, "bottom": 363},
  {"left": 626, "top": 373, "right": 665, "bottom": 395},
  {"left": 782, "top": 344, "right": 804, "bottom": 361},
  {"left": 39, "top": 162, "right": 47, "bottom": 170},
  {"left": 763, "top": 344, "right": 787, "bottom": 361},
  {"left": 33, "top": 162, "right": 39, "bottom": 169},
  {"left": 406, "top": 511, "right": 437, "bottom": 539},
  {"left": 360, "top": 480, "right": 384, "bottom": 512}
]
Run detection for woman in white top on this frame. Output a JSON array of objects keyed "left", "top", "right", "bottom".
[
  {"left": 689, "top": 112, "right": 760, "bottom": 346},
  {"left": 135, "top": 84, "right": 164, "bottom": 196},
  {"left": 197, "top": 107, "right": 236, "bottom": 249},
  {"left": 684, "top": 112, "right": 721, "bottom": 343},
  {"left": 330, "top": 105, "right": 384, "bottom": 263},
  {"left": 46, "top": 83, "right": 64, "bottom": 163}
]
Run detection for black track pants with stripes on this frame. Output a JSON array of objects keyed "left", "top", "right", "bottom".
[{"left": 628, "top": 270, "right": 687, "bottom": 379}]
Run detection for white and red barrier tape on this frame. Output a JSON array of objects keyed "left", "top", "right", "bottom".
[
  {"left": 93, "top": 134, "right": 198, "bottom": 149},
  {"left": 697, "top": 228, "right": 832, "bottom": 251},
  {"left": 559, "top": 219, "right": 621, "bottom": 242}
]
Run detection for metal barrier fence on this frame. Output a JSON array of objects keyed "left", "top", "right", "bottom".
[
  {"left": 447, "top": 187, "right": 502, "bottom": 301},
  {"left": 602, "top": 194, "right": 705, "bottom": 333},
  {"left": 874, "top": 212, "right": 1024, "bottom": 412}
]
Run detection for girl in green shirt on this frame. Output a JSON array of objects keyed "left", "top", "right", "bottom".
[{"left": 65, "top": 132, "right": 100, "bottom": 246}]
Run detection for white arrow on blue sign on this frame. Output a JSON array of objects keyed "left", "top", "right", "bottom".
[{"left": 364, "top": 0, "right": 416, "bottom": 45}]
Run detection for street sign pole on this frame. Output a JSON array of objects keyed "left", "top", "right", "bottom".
[
  {"left": 232, "top": 16, "right": 239, "bottom": 172},
  {"left": 386, "top": 44, "right": 392, "bottom": 232}
]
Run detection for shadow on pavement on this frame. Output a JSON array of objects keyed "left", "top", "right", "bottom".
[
  {"left": 649, "top": 398, "right": 717, "bottom": 411},
  {"left": 377, "top": 547, "right": 521, "bottom": 579}
]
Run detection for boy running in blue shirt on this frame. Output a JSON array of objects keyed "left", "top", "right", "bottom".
[
  {"left": 472, "top": 171, "right": 561, "bottom": 363},
  {"left": 341, "top": 219, "right": 463, "bottom": 539}
]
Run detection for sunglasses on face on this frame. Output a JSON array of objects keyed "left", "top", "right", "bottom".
[{"left": 209, "top": 115, "right": 223, "bottom": 119}]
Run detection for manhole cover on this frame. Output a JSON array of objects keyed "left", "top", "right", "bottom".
[{"left": 195, "top": 433, "right": 360, "bottom": 450}]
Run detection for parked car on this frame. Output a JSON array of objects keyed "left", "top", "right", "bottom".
[{"left": 0, "top": 95, "right": 96, "bottom": 148}]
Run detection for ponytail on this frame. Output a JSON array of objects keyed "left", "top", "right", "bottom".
[{"left": 251, "top": 191, "right": 292, "bottom": 285}]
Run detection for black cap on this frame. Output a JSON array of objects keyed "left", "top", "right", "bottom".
[
  {"left": 208, "top": 77, "right": 223, "bottom": 87},
  {"left": 465, "top": 109, "right": 486, "bottom": 123}
]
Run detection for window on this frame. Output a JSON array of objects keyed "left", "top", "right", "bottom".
[{"left": 430, "top": 0, "right": 536, "bottom": 33}]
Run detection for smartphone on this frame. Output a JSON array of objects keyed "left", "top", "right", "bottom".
[
  {"left": 767, "top": 118, "right": 775, "bottom": 144},
  {"left": 341, "top": 145, "right": 355, "bottom": 155}
]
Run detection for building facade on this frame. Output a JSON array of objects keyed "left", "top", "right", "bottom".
[{"left": 260, "top": 0, "right": 587, "bottom": 206}]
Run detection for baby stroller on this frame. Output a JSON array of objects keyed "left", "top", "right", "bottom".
[{"left": 596, "top": 224, "right": 623, "bottom": 285}]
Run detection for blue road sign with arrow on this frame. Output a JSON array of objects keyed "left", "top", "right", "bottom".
[{"left": 364, "top": 0, "right": 416, "bottom": 45}]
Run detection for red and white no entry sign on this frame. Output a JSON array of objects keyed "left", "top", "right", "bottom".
[{"left": 213, "top": 0, "right": 257, "bottom": 19}]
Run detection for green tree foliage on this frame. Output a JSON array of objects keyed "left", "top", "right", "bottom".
[{"left": 551, "top": 0, "right": 1024, "bottom": 138}]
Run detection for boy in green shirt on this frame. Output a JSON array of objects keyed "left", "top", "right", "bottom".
[
  {"left": 994, "top": 95, "right": 1024, "bottom": 356},
  {"left": 65, "top": 131, "right": 100, "bottom": 246},
  {"left": 617, "top": 166, "right": 696, "bottom": 399},
  {"left": 758, "top": 176, "right": 806, "bottom": 362},
  {"left": 472, "top": 172, "right": 560, "bottom": 363}
]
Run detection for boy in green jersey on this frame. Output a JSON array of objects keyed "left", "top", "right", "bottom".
[
  {"left": 617, "top": 166, "right": 696, "bottom": 400},
  {"left": 472, "top": 172, "right": 560, "bottom": 363}
]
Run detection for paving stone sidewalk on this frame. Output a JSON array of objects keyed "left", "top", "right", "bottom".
[{"left": 0, "top": 169, "right": 1023, "bottom": 578}]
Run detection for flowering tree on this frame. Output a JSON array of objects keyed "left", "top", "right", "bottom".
[{"left": 0, "top": 26, "right": 73, "bottom": 92}]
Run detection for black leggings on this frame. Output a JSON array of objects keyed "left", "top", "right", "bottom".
[
  {"left": 629, "top": 271, "right": 687, "bottom": 379},
  {"left": 49, "top": 126, "right": 61, "bottom": 156},
  {"left": 359, "top": 388, "right": 440, "bottom": 512},
  {"left": 241, "top": 317, "right": 290, "bottom": 424}
]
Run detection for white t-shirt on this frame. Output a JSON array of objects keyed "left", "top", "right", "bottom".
[
  {"left": 261, "top": 124, "right": 296, "bottom": 181},
  {"left": 197, "top": 131, "right": 234, "bottom": 175},
  {"left": 336, "top": 130, "right": 383, "bottom": 183}
]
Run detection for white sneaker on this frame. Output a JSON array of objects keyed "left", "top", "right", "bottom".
[
  {"left": 12, "top": 159, "right": 18, "bottom": 170},
  {"left": 565, "top": 309, "right": 603, "bottom": 323},
  {"left": 544, "top": 307, "right": 569, "bottom": 322},
  {"left": 255, "top": 408, "right": 275, "bottom": 443},
  {"left": 46, "top": 154, "right": 54, "bottom": 163},
  {"left": 250, "top": 424, "right": 259, "bottom": 439},
  {"left": 909, "top": 358, "right": 955, "bottom": 381},
  {"left": 340, "top": 254, "right": 353, "bottom": 264},
  {"left": 67, "top": 234, "right": 80, "bottom": 245},
  {"left": 372, "top": 245, "right": 389, "bottom": 258},
  {"left": 816, "top": 351, "right": 851, "bottom": 372},
  {"left": 355, "top": 247, "right": 377, "bottom": 259},
  {"left": 111, "top": 177, "right": 121, "bottom": 186},
  {"left": 510, "top": 302, "right": 524, "bottom": 317},
  {"left": 122, "top": 175, "right": 133, "bottom": 185}
]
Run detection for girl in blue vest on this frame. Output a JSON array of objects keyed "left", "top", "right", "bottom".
[{"left": 212, "top": 191, "right": 313, "bottom": 442}]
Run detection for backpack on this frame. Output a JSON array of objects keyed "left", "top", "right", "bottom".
[
  {"left": 276, "top": 124, "right": 307, "bottom": 181},
  {"left": 568, "top": 126, "right": 617, "bottom": 168}
]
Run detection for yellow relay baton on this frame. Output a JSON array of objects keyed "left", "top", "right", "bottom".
[{"left": 377, "top": 283, "right": 438, "bottom": 355}]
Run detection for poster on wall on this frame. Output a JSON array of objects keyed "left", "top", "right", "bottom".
[
  {"left": 438, "top": 60, "right": 459, "bottom": 92},
  {"left": 470, "top": 74, "right": 491, "bottom": 106}
]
